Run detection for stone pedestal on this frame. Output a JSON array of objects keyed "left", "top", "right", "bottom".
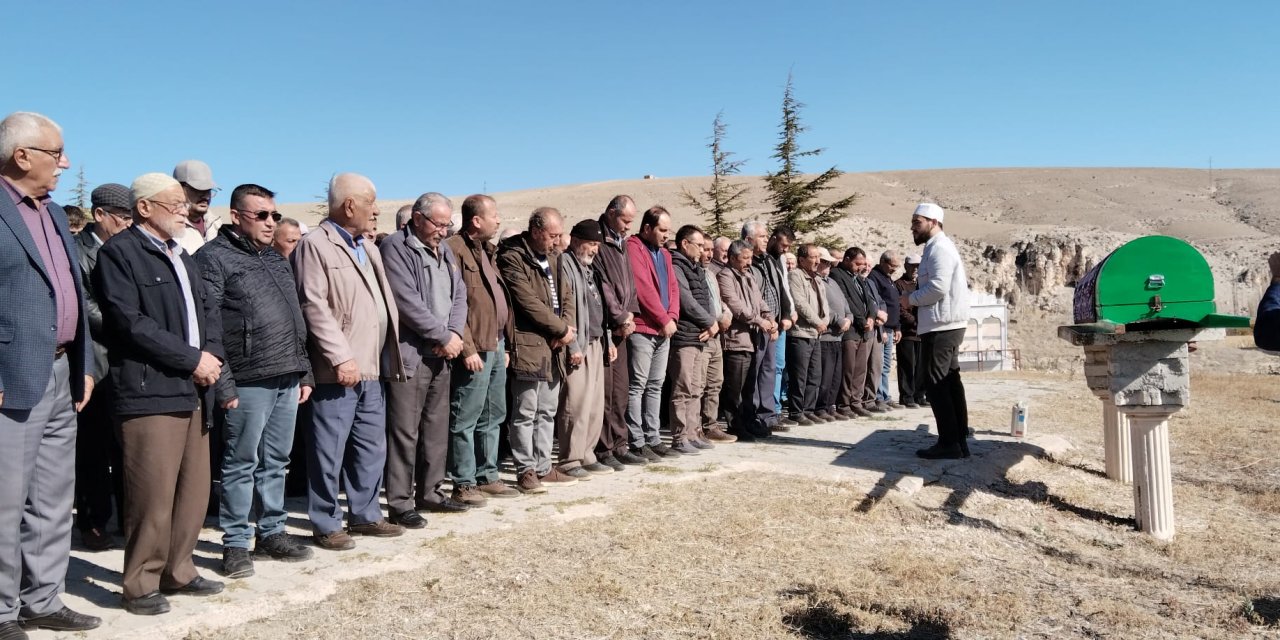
[
  {"left": 1124, "top": 406, "right": 1176, "bottom": 540},
  {"left": 1059, "top": 326, "right": 1224, "bottom": 540},
  {"left": 1102, "top": 399, "right": 1132, "bottom": 484}
]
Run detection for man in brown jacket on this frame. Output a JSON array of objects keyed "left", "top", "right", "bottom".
[
  {"left": 442, "top": 195, "right": 521, "bottom": 505},
  {"left": 293, "top": 173, "right": 405, "bottom": 550},
  {"left": 496, "top": 207, "right": 577, "bottom": 493},
  {"left": 717, "top": 240, "right": 777, "bottom": 440}
]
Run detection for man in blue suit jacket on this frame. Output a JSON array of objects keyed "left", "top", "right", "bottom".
[{"left": 0, "top": 112, "right": 100, "bottom": 638}]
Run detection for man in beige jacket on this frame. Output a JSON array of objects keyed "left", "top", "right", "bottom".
[
  {"left": 293, "top": 173, "right": 405, "bottom": 550},
  {"left": 786, "top": 244, "right": 830, "bottom": 426}
]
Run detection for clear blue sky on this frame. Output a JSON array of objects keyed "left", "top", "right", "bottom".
[{"left": 11, "top": 1, "right": 1277, "bottom": 204}]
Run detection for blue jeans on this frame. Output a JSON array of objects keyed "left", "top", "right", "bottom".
[
  {"left": 448, "top": 339, "right": 506, "bottom": 486},
  {"left": 306, "top": 380, "right": 386, "bottom": 534},
  {"left": 219, "top": 374, "right": 299, "bottom": 548},
  {"left": 879, "top": 338, "right": 894, "bottom": 402},
  {"left": 626, "top": 333, "right": 669, "bottom": 448},
  {"left": 774, "top": 330, "right": 787, "bottom": 406}
]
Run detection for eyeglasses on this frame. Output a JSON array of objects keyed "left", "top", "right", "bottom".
[
  {"left": 24, "top": 147, "right": 65, "bottom": 163},
  {"left": 234, "top": 209, "right": 283, "bottom": 222},
  {"left": 148, "top": 199, "right": 190, "bottom": 214},
  {"left": 106, "top": 207, "right": 133, "bottom": 222}
]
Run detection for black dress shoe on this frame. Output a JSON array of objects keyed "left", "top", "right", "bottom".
[
  {"left": 21, "top": 606, "right": 101, "bottom": 632},
  {"left": 160, "top": 575, "right": 224, "bottom": 596},
  {"left": 915, "top": 444, "right": 964, "bottom": 460},
  {"left": 122, "top": 591, "right": 171, "bottom": 616},
  {"left": 390, "top": 510, "right": 428, "bottom": 529},
  {"left": 419, "top": 498, "right": 471, "bottom": 513}
]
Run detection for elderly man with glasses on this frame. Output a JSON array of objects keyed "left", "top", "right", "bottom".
[
  {"left": 71, "top": 183, "right": 133, "bottom": 554},
  {"left": 194, "top": 184, "right": 315, "bottom": 579},
  {"left": 94, "top": 173, "right": 228, "bottom": 615},
  {"left": 0, "top": 111, "right": 101, "bottom": 637}
]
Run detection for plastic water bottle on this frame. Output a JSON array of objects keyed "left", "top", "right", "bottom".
[{"left": 1010, "top": 401, "right": 1028, "bottom": 438}]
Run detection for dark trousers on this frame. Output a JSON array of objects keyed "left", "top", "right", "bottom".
[
  {"left": 816, "top": 341, "right": 843, "bottom": 412},
  {"left": 839, "top": 338, "right": 872, "bottom": 409},
  {"left": 720, "top": 350, "right": 754, "bottom": 434},
  {"left": 385, "top": 357, "right": 451, "bottom": 514},
  {"left": 922, "top": 329, "right": 969, "bottom": 448},
  {"left": 746, "top": 332, "right": 776, "bottom": 433},
  {"left": 118, "top": 409, "right": 209, "bottom": 600},
  {"left": 597, "top": 334, "right": 631, "bottom": 457},
  {"left": 786, "top": 335, "right": 821, "bottom": 416},
  {"left": 75, "top": 382, "right": 123, "bottom": 533},
  {"left": 897, "top": 338, "right": 926, "bottom": 404}
]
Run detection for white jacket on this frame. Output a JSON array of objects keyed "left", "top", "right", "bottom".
[
  {"left": 176, "top": 211, "right": 224, "bottom": 255},
  {"left": 908, "top": 231, "right": 970, "bottom": 334}
]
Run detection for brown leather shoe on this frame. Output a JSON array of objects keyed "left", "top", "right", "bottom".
[
  {"left": 452, "top": 485, "right": 489, "bottom": 506},
  {"left": 313, "top": 530, "right": 355, "bottom": 551},
  {"left": 538, "top": 468, "right": 579, "bottom": 486},
  {"left": 704, "top": 427, "right": 738, "bottom": 443},
  {"left": 517, "top": 470, "right": 547, "bottom": 494},
  {"left": 348, "top": 519, "right": 404, "bottom": 537},
  {"left": 478, "top": 480, "right": 521, "bottom": 498}
]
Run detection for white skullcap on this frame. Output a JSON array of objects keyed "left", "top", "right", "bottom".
[
  {"left": 131, "top": 173, "right": 182, "bottom": 206},
  {"left": 906, "top": 255, "right": 922, "bottom": 265},
  {"left": 913, "top": 202, "right": 944, "bottom": 223}
]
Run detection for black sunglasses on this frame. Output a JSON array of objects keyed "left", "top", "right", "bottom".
[{"left": 235, "top": 209, "right": 283, "bottom": 222}]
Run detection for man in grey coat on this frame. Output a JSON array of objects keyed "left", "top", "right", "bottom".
[
  {"left": 381, "top": 193, "right": 469, "bottom": 527},
  {"left": 555, "top": 220, "right": 615, "bottom": 479}
]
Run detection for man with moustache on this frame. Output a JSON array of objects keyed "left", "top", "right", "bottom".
[
  {"left": 172, "top": 160, "right": 222, "bottom": 254},
  {"left": 785, "top": 244, "right": 830, "bottom": 425},
  {"left": 444, "top": 195, "right": 521, "bottom": 505},
  {"left": 668, "top": 225, "right": 718, "bottom": 454},
  {"left": 700, "top": 234, "right": 735, "bottom": 442},
  {"left": 741, "top": 221, "right": 787, "bottom": 434},
  {"left": 498, "top": 207, "right": 577, "bottom": 492},
  {"left": 593, "top": 195, "right": 644, "bottom": 468},
  {"left": 196, "top": 184, "right": 314, "bottom": 578},
  {"left": 829, "top": 247, "right": 877, "bottom": 419},
  {"left": 717, "top": 240, "right": 776, "bottom": 441},
  {"left": 0, "top": 111, "right": 101, "bottom": 636},
  {"left": 555, "top": 219, "right": 615, "bottom": 479},
  {"left": 72, "top": 183, "right": 133, "bottom": 553},
  {"left": 272, "top": 218, "right": 303, "bottom": 259},
  {"left": 381, "top": 193, "right": 470, "bottom": 527},
  {"left": 908, "top": 203, "right": 972, "bottom": 459},
  {"left": 815, "top": 248, "right": 853, "bottom": 421},
  {"left": 94, "top": 173, "right": 226, "bottom": 615},
  {"left": 293, "top": 173, "right": 405, "bottom": 549},
  {"left": 626, "top": 206, "right": 681, "bottom": 460}
]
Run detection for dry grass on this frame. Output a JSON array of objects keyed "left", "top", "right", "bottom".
[{"left": 197, "top": 371, "right": 1280, "bottom": 639}]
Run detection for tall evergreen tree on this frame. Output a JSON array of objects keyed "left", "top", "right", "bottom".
[
  {"left": 70, "top": 165, "right": 89, "bottom": 209},
  {"left": 681, "top": 111, "right": 749, "bottom": 238},
  {"left": 763, "top": 74, "right": 857, "bottom": 235}
]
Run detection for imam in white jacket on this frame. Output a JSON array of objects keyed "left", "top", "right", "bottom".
[{"left": 908, "top": 231, "right": 970, "bottom": 334}]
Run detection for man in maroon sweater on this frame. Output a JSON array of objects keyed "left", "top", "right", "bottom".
[{"left": 624, "top": 206, "right": 680, "bottom": 461}]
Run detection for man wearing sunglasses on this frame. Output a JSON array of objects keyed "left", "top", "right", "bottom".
[
  {"left": 70, "top": 183, "right": 133, "bottom": 554},
  {"left": 172, "top": 160, "right": 223, "bottom": 255},
  {"left": 193, "top": 184, "right": 315, "bottom": 579}
]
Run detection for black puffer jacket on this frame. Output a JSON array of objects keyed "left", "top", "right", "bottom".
[
  {"left": 671, "top": 250, "right": 715, "bottom": 348},
  {"left": 195, "top": 225, "right": 312, "bottom": 403}
]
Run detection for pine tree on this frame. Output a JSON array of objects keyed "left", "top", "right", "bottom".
[
  {"left": 763, "top": 73, "right": 857, "bottom": 236},
  {"left": 71, "top": 166, "right": 89, "bottom": 209},
  {"left": 680, "top": 111, "right": 749, "bottom": 238}
]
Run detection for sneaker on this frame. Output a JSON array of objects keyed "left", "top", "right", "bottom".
[
  {"left": 478, "top": 480, "right": 521, "bottom": 498},
  {"left": 221, "top": 547, "right": 254, "bottom": 579},
  {"left": 636, "top": 446, "right": 662, "bottom": 462},
  {"left": 518, "top": 470, "right": 548, "bottom": 493},
  {"left": 651, "top": 443, "right": 682, "bottom": 457},
  {"left": 582, "top": 462, "right": 615, "bottom": 474},
  {"left": 348, "top": 519, "right": 404, "bottom": 537},
  {"left": 671, "top": 440, "right": 701, "bottom": 455},
  {"left": 704, "top": 428, "right": 737, "bottom": 443},
  {"left": 540, "top": 468, "right": 580, "bottom": 485},
  {"left": 791, "top": 414, "right": 815, "bottom": 426},
  {"left": 690, "top": 439, "right": 715, "bottom": 450},
  {"left": 618, "top": 450, "right": 649, "bottom": 465},
  {"left": 558, "top": 466, "right": 593, "bottom": 480},
  {"left": 452, "top": 485, "right": 490, "bottom": 506},
  {"left": 598, "top": 455, "right": 626, "bottom": 471},
  {"left": 255, "top": 533, "right": 314, "bottom": 562},
  {"left": 313, "top": 530, "right": 355, "bottom": 551}
]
